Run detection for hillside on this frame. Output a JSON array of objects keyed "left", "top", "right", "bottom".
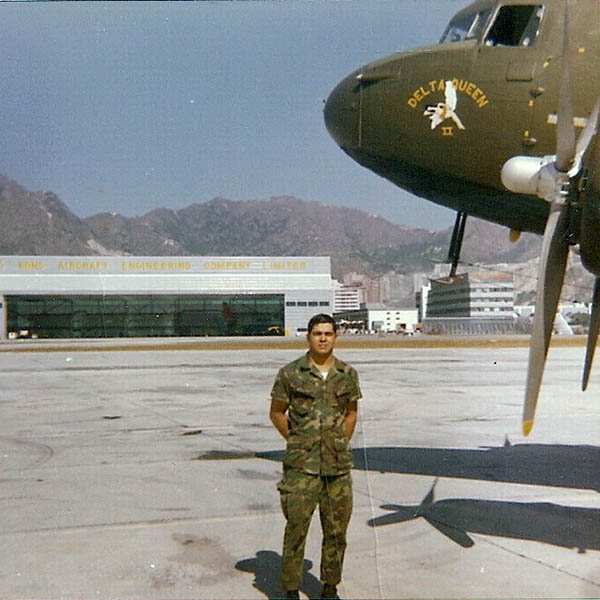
[{"left": 1, "top": 172, "right": 593, "bottom": 303}]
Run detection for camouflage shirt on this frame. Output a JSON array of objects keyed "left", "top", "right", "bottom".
[{"left": 270, "top": 352, "right": 362, "bottom": 476}]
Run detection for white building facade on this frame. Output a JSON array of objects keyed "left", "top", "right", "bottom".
[
  {"left": 0, "top": 256, "right": 332, "bottom": 339},
  {"left": 332, "top": 281, "right": 362, "bottom": 313},
  {"left": 335, "top": 304, "right": 419, "bottom": 333}
]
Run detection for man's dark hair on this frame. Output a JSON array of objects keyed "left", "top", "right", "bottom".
[{"left": 307, "top": 313, "right": 337, "bottom": 333}]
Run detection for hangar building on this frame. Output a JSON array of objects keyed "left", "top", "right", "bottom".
[{"left": 0, "top": 256, "right": 332, "bottom": 340}]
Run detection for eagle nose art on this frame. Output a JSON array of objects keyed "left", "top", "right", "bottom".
[{"left": 324, "top": 73, "right": 360, "bottom": 151}]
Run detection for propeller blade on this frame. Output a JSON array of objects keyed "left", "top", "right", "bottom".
[
  {"left": 572, "top": 98, "right": 600, "bottom": 175},
  {"left": 582, "top": 278, "right": 600, "bottom": 391},
  {"left": 555, "top": 2, "right": 576, "bottom": 172},
  {"left": 523, "top": 199, "right": 570, "bottom": 436}
]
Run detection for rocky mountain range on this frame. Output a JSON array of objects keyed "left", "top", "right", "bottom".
[{"left": 0, "top": 173, "right": 595, "bottom": 303}]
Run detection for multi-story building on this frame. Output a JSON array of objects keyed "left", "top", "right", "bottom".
[
  {"left": 332, "top": 281, "right": 362, "bottom": 313},
  {"left": 343, "top": 272, "right": 381, "bottom": 303},
  {"left": 416, "top": 283, "right": 431, "bottom": 323},
  {"left": 420, "top": 270, "right": 516, "bottom": 334}
]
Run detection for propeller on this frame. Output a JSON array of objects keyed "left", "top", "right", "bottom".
[
  {"left": 578, "top": 103, "right": 600, "bottom": 393},
  {"left": 582, "top": 279, "right": 600, "bottom": 391},
  {"left": 522, "top": 2, "right": 574, "bottom": 436},
  {"left": 502, "top": 1, "right": 600, "bottom": 436},
  {"left": 522, "top": 193, "right": 570, "bottom": 436}
]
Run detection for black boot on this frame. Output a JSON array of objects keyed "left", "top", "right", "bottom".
[
  {"left": 321, "top": 583, "right": 338, "bottom": 599},
  {"left": 285, "top": 590, "right": 300, "bottom": 600}
]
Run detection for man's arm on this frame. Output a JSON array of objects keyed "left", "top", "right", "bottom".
[
  {"left": 270, "top": 399, "right": 289, "bottom": 439},
  {"left": 345, "top": 400, "right": 358, "bottom": 440}
]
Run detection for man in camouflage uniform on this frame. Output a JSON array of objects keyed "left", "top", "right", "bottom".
[{"left": 269, "top": 314, "right": 361, "bottom": 600}]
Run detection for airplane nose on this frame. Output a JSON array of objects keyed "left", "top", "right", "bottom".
[{"left": 324, "top": 72, "right": 360, "bottom": 151}]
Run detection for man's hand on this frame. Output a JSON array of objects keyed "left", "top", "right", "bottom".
[
  {"left": 270, "top": 399, "right": 289, "bottom": 439},
  {"left": 345, "top": 401, "right": 358, "bottom": 440}
]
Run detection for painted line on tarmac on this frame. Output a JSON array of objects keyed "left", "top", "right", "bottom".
[{"left": 0, "top": 336, "right": 587, "bottom": 354}]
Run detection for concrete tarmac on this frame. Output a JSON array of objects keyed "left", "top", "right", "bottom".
[{"left": 1, "top": 338, "right": 600, "bottom": 599}]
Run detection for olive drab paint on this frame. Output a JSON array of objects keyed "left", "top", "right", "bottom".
[
  {"left": 324, "top": 0, "right": 600, "bottom": 237},
  {"left": 270, "top": 353, "right": 361, "bottom": 476}
]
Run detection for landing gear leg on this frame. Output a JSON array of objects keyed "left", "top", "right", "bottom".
[{"left": 447, "top": 211, "right": 467, "bottom": 279}]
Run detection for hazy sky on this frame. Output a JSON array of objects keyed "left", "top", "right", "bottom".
[{"left": 1, "top": 0, "right": 466, "bottom": 230}]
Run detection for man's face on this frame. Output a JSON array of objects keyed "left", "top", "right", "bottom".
[{"left": 307, "top": 322, "right": 337, "bottom": 358}]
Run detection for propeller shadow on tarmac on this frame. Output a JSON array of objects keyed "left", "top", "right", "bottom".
[
  {"left": 257, "top": 442, "right": 600, "bottom": 551},
  {"left": 369, "top": 479, "right": 600, "bottom": 552},
  {"left": 235, "top": 550, "right": 322, "bottom": 599}
]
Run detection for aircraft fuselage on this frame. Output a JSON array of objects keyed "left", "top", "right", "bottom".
[{"left": 324, "top": 0, "right": 600, "bottom": 235}]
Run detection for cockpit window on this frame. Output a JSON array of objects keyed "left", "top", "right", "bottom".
[
  {"left": 485, "top": 5, "right": 544, "bottom": 47},
  {"left": 440, "top": 8, "right": 493, "bottom": 44}
]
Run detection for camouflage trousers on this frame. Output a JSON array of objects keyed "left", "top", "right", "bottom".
[{"left": 277, "top": 466, "right": 353, "bottom": 591}]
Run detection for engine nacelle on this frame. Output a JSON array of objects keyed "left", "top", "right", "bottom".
[{"left": 501, "top": 155, "right": 557, "bottom": 199}]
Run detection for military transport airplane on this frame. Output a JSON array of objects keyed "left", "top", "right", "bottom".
[{"left": 324, "top": 0, "right": 600, "bottom": 436}]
